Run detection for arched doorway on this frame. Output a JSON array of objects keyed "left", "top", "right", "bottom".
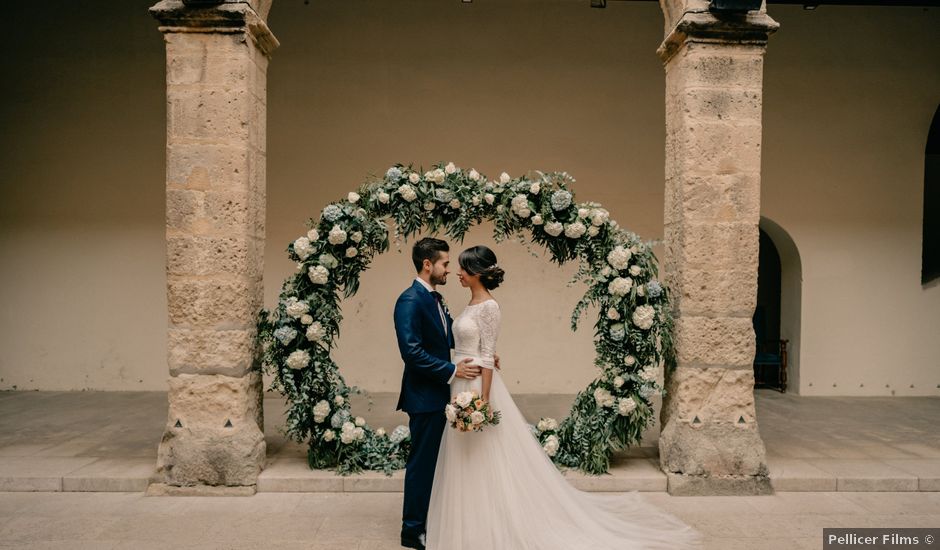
[{"left": 754, "top": 217, "right": 803, "bottom": 394}]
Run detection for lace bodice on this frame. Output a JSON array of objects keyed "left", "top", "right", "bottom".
[{"left": 452, "top": 299, "right": 500, "bottom": 369}]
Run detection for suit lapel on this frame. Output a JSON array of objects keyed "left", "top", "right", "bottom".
[{"left": 413, "top": 280, "right": 448, "bottom": 341}]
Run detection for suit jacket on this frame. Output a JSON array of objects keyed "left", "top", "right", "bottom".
[{"left": 394, "top": 279, "right": 456, "bottom": 414}]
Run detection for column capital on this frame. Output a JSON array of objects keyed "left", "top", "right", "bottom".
[
  {"left": 658, "top": 10, "right": 779, "bottom": 64},
  {"left": 150, "top": 0, "right": 279, "bottom": 57}
]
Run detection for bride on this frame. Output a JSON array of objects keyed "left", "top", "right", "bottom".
[{"left": 425, "top": 245, "right": 703, "bottom": 550}]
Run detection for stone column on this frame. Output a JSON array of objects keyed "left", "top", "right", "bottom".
[
  {"left": 657, "top": 0, "right": 778, "bottom": 496},
  {"left": 148, "top": 0, "right": 278, "bottom": 495}
]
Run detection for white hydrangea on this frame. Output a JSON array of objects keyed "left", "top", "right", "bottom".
[
  {"left": 445, "top": 162, "right": 457, "bottom": 175},
  {"left": 590, "top": 208, "right": 609, "bottom": 227},
  {"left": 293, "top": 237, "right": 314, "bottom": 260},
  {"left": 346, "top": 247, "right": 358, "bottom": 258},
  {"left": 469, "top": 169, "right": 481, "bottom": 181},
  {"left": 531, "top": 214, "right": 544, "bottom": 225},
  {"left": 424, "top": 169, "right": 445, "bottom": 184},
  {"left": 308, "top": 265, "right": 329, "bottom": 285},
  {"left": 340, "top": 421, "right": 357, "bottom": 444},
  {"left": 347, "top": 191, "right": 360, "bottom": 203},
  {"left": 323, "top": 430, "right": 335, "bottom": 442},
  {"left": 640, "top": 366, "right": 658, "bottom": 382},
  {"left": 577, "top": 207, "right": 590, "bottom": 219},
  {"left": 564, "top": 221, "right": 587, "bottom": 239},
  {"left": 328, "top": 225, "right": 347, "bottom": 245},
  {"left": 470, "top": 411, "right": 485, "bottom": 425},
  {"left": 398, "top": 184, "right": 418, "bottom": 202},
  {"left": 606, "top": 307, "right": 620, "bottom": 320},
  {"left": 351, "top": 231, "right": 363, "bottom": 243},
  {"left": 629, "top": 265, "right": 642, "bottom": 276},
  {"left": 355, "top": 416, "right": 366, "bottom": 427},
  {"left": 613, "top": 376, "right": 625, "bottom": 388},
  {"left": 499, "top": 172, "right": 511, "bottom": 184},
  {"left": 306, "top": 321, "right": 325, "bottom": 342},
  {"left": 307, "top": 228, "right": 319, "bottom": 241},
  {"left": 455, "top": 391, "right": 474, "bottom": 408},
  {"left": 284, "top": 297, "right": 310, "bottom": 318},
  {"left": 587, "top": 226, "right": 600, "bottom": 238},
  {"left": 600, "top": 266, "right": 612, "bottom": 277},
  {"left": 593, "top": 387, "right": 615, "bottom": 408},
  {"left": 632, "top": 305, "right": 656, "bottom": 330},
  {"left": 544, "top": 222, "right": 564, "bottom": 237},
  {"left": 530, "top": 181, "right": 541, "bottom": 194},
  {"left": 607, "top": 246, "right": 632, "bottom": 270},
  {"left": 624, "top": 355, "right": 637, "bottom": 367},
  {"left": 377, "top": 191, "right": 390, "bottom": 204},
  {"left": 543, "top": 434, "right": 559, "bottom": 457},
  {"left": 511, "top": 195, "right": 531, "bottom": 218},
  {"left": 618, "top": 397, "right": 637, "bottom": 416},
  {"left": 608, "top": 276, "right": 633, "bottom": 297},
  {"left": 286, "top": 350, "right": 310, "bottom": 370},
  {"left": 537, "top": 417, "right": 558, "bottom": 432},
  {"left": 318, "top": 253, "right": 338, "bottom": 269},
  {"left": 313, "top": 400, "right": 330, "bottom": 423}
]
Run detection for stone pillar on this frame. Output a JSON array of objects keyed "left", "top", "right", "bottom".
[
  {"left": 657, "top": 1, "right": 778, "bottom": 496},
  {"left": 148, "top": 0, "right": 278, "bottom": 495}
]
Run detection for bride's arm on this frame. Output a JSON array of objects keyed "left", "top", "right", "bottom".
[{"left": 477, "top": 301, "right": 501, "bottom": 402}]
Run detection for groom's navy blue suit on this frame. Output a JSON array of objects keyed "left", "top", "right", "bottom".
[{"left": 394, "top": 279, "right": 456, "bottom": 541}]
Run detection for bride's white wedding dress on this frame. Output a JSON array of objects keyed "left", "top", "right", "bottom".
[{"left": 426, "top": 299, "right": 702, "bottom": 549}]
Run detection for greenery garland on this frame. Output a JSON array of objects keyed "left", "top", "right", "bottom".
[{"left": 255, "top": 162, "right": 677, "bottom": 476}]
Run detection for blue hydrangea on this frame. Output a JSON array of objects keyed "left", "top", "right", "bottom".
[
  {"left": 551, "top": 190, "right": 572, "bottom": 211},
  {"left": 647, "top": 280, "right": 663, "bottom": 298},
  {"left": 434, "top": 188, "right": 453, "bottom": 202},
  {"left": 390, "top": 425, "right": 411, "bottom": 444},
  {"left": 330, "top": 409, "right": 351, "bottom": 429},
  {"left": 385, "top": 166, "right": 402, "bottom": 181},
  {"left": 609, "top": 323, "right": 626, "bottom": 341},
  {"left": 639, "top": 385, "right": 655, "bottom": 399},
  {"left": 322, "top": 204, "right": 343, "bottom": 223},
  {"left": 273, "top": 327, "right": 297, "bottom": 346}
]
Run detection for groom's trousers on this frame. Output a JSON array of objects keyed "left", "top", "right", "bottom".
[{"left": 402, "top": 409, "right": 446, "bottom": 538}]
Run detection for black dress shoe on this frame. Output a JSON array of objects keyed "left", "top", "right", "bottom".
[{"left": 401, "top": 534, "right": 426, "bottom": 550}]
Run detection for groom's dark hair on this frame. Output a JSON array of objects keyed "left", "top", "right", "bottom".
[{"left": 412, "top": 237, "right": 449, "bottom": 272}]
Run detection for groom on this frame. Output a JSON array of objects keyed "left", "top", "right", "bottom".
[{"left": 394, "top": 237, "right": 496, "bottom": 550}]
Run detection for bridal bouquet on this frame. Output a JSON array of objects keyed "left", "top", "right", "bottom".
[{"left": 445, "top": 391, "right": 501, "bottom": 432}]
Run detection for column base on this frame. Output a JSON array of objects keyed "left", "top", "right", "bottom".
[{"left": 666, "top": 472, "right": 773, "bottom": 496}]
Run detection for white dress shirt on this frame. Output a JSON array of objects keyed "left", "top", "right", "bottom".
[{"left": 414, "top": 277, "right": 456, "bottom": 384}]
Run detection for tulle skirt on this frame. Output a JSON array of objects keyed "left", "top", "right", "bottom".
[{"left": 425, "top": 363, "right": 703, "bottom": 550}]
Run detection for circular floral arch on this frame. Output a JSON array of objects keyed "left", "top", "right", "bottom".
[{"left": 257, "top": 162, "right": 677, "bottom": 476}]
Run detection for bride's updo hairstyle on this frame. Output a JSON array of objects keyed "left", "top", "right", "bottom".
[{"left": 459, "top": 245, "right": 505, "bottom": 290}]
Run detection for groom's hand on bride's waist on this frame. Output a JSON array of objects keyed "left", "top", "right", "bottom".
[
  {"left": 455, "top": 358, "right": 481, "bottom": 380},
  {"left": 494, "top": 353, "right": 501, "bottom": 370}
]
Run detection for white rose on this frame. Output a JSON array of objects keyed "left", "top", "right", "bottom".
[
  {"left": 624, "top": 355, "right": 636, "bottom": 366},
  {"left": 308, "top": 265, "right": 330, "bottom": 285},
  {"left": 398, "top": 184, "right": 417, "bottom": 202},
  {"left": 470, "top": 411, "right": 485, "bottom": 425},
  {"left": 376, "top": 427, "right": 386, "bottom": 437},
  {"left": 600, "top": 266, "right": 612, "bottom": 277},
  {"left": 328, "top": 225, "right": 347, "bottom": 245},
  {"left": 537, "top": 418, "right": 558, "bottom": 432},
  {"left": 543, "top": 434, "right": 559, "bottom": 457},
  {"left": 347, "top": 192, "right": 360, "bottom": 203},
  {"left": 307, "top": 228, "right": 319, "bottom": 241},
  {"left": 285, "top": 350, "right": 310, "bottom": 370},
  {"left": 351, "top": 231, "right": 363, "bottom": 243},
  {"left": 445, "top": 404, "right": 457, "bottom": 422},
  {"left": 377, "top": 191, "right": 390, "bottom": 204},
  {"left": 637, "top": 285, "right": 646, "bottom": 297},
  {"left": 613, "top": 376, "right": 625, "bottom": 388},
  {"left": 469, "top": 169, "right": 481, "bottom": 181},
  {"left": 587, "top": 226, "right": 599, "bottom": 238},
  {"left": 629, "top": 265, "right": 642, "bottom": 276},
  {"left": 449, "top": 199, "right": 461, "bottom": 209},
  {"left": 618, "top": 397, "right": 637, "bottom": 416},
  {"left": 306, "top": 321, "right": 325, "bottom": 342},
  {"left": 445, "top": 162, "right": 457, "bottom": 175},
  {"left": 300, "top": 314, "right": 313, "bottom": 325},
  {"left": 578, "top": 208, "right": 590, "bottom": 219},
  {"left": 564, "top": 222, "right": 586, "bottom": 239},
  {"left": 323, "top": 430, "right": 335, "bottom": 442},
  {"left": 632, "top": 305, "right": 656, "bottom": 330},
  {"left": 591, "top": 209, "right": 609, "bottom": 227},
  {"left": 455, "top": 391, "right": 473, "bottom": 408},
  {"left": 424, "top": 201, "right": 436, "bottom": 211},
  {"left": 544, "top": 222, "right": 564, "bottom": 237},
  {"left": 355, "top": 416, "right": 366, "bottom": 427},
  {"left": 284, "top": 297, "right": 310, "bottom": 318},
  {"left": 530, "top": 181, "right": 541, "bottom": 194},
  {"left": 354, "top": 427, "right": 365, "bottom": 440},
  {"left": 334, "top": 395, "right": 344, "bottom": 406},
  {"left": 313, "top": 400, "right": 331, "bottom": 423},
  {"left": 499, "top": 172, "right": 511, "bottom": 184},
  {"left": 531, "top": 214, "right": 543, "bottom": 225},
  {"left": 408, "top": 172, "right": 420, "bottom": 184},
  {"left": 484, "top": 193, "right": 495, "bottom": 205},
  {"left": 293, "top": 237, "right": 314, "bottom": 260},
  {"left": 346, "top": 247, "right": 358, "bottom": 258},
  {"left": 471, "top": 196, "right": 481, "bottom": 206},
  {"left": 606, "top": 307, "right": 620, "bottom": 320},
  {"left": 607, "top": 246, "right": 632, "bottom": 270},
  {"left": 608, "top": 276, "right": 633, "bottom": 297},
  {"left": 593, "top": 387, "right": 615, "bottom": 408}
]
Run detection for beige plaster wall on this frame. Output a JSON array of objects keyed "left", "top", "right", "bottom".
[{"left": 0, "top": 0, "right": 937, "bottom": 396}]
